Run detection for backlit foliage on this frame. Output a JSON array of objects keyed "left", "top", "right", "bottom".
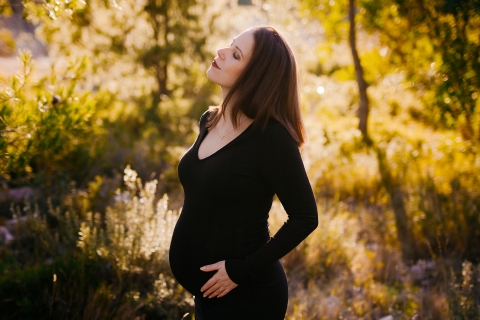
[
  {"left": 77, "top": 165, "right": 179, "bottom": 271},
  {"left": 0, "top": 51, "right": 105, "bottom": 187},
  {"left": 0, "top": 167, "right": 192, "bottom": 319},
  {"left": 0, "top": 0, "right": 479, "bottom": 319}
]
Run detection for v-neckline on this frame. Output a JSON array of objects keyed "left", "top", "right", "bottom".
[{"left": 197, "top": 122, "right": 253, "bottom": 161}]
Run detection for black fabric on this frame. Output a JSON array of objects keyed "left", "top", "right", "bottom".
[
  {"left": 194, "top": 260, "right": 288, "bottom": 320},
  {"left": 169, "top": 111, "right": 318, "bottom": 319}
]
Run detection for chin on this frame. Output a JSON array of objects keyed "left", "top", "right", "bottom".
[
  {"left": 206, "top": 69, "right": 218, "bottom": 84},
  {"left": 206, "top": 67, "right": 213, "bottom": 79}
]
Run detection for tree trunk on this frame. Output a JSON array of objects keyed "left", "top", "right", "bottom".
[
  {"left": 159, "top": 10, "right": 169, "bottom": 96},
  {"left": 157, "top": 61, "right": 168, "bottom": 96},
  {"left": 8, "top": 0, "right": 23, "bottom": 18},
  {"left": 145, "top": 0, "right": 169, "bottom": 98},
  {"left": 376, "top": 147, "right": 418, "bottom": 262},
  {"left": 353, "top": 0, "right": 414, "bottom": 262},
  {"left": 461, "top": 106, "right": 475, "bottom": 140},
  {"left": 348, "top": 0, "right": 369, "bottom": 139}
]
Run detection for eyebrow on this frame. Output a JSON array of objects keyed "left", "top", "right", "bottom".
[{"left": 232, "top": 39, "right": 244, "bottom": 58}]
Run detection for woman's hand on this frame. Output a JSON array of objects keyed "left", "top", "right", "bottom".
[{"left": 200, "top": 260, "right": 238, "bottom": 298}]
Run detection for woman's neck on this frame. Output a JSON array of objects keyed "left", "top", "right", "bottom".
[
  {"left": 220, "top": 105, "right": 234, "bottom": 127},
  {"left": 220, "top": 86, "right": 229, "bottom": 101},
  {"left": 219, "top": 88, "right": 252, "bottom": 128}
]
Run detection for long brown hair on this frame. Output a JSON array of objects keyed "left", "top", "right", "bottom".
[{"left": 207, "top": 26, "right": 305, "bottom": 147}]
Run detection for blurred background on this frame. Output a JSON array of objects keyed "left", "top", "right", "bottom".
[{"left": 0, "top": 0, "right": 479, "bottom": 319}]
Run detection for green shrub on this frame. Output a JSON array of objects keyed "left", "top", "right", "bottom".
[
  {"left": 0, "top": 166, "right": 193, "bottom": 319},
  {"left": 0, "top": 51, "right": 106, "bottom": 190}
]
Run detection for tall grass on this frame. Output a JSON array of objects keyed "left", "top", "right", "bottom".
[
  {"left": 0, "top": 166, "right": 193, "bottom": 320},
  {"left": 2, "top": 158, "right": 479, "bottom": 319},
  {"left": 269, "top": 199, "right": 480, "bottom": 319}
]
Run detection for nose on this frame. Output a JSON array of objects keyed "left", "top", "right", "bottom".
[{"left": 217, "top": 47, "right": 227, "bottom": 59}]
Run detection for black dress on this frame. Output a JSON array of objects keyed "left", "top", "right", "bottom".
[{"left": 169, "top": 111, "right": 318, "bottom": 320}]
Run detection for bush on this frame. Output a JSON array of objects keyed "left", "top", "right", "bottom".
[
  {"left": 0, "top": 166, "right": 193, "bottom": 320},
  {"left": 0, "top": 51, "right": 106, "bottom": 190}
]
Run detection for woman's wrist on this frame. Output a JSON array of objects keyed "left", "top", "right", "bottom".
[{"left": 225, "top": 258, "right": 251, "bottom": 285}]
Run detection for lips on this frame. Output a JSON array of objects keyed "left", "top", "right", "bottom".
[{"left": 212, "top": 60, "right": 221, "bottom": 70}]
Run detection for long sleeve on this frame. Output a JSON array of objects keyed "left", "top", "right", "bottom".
[{"left": 225, "top": 122, "right": 318, "bottom": 284}]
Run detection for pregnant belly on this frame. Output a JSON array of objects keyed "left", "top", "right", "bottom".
[
  {"left": 168, "top": 210, "right": 269, "bottom": 296},
  {"left": 169, "top": 211, "right": 235, "bottom": 296}
]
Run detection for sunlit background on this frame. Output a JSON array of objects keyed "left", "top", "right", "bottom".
[{"left": 0, "top": 0, "right": 479, "bottom": 319}]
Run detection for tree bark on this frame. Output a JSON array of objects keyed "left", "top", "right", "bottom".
[
  {"left": 145, "top": 0, "right": 169, "bottom": 98},
  {"left": 348, "top": 0, "right": 369, "bottom": 138},
  {"left": 160, "top": 10, "right": 169, "bottom": 96},
  {"left": 157, "top": 61, "right": 168, "bottom": 96},
  {"left": 351, "top": 0, "right": 415, "bottom": 262},
  {"left": 376, "top": 147, "right": 418, "bottom": 262},
  {"left": 8, "top": 0, "right": 23, "bottom": 18}
]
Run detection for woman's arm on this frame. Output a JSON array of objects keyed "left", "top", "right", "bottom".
[{"left": 224, "top": 121, "right": 318, "bottom": 284}]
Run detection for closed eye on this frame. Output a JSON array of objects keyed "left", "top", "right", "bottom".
[{"left": 230, "top": 39, "right": 241, "bottom": 60}]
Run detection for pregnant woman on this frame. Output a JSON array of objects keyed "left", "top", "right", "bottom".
[{"left": 169, "top": 26, "right": 318, "bottom": 319}]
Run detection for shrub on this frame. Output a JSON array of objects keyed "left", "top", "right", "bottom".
[
  {"left": 0, "top": 166, "right": 193, "bottom": 319},
  {"left": 0, "top": 51, "right": 106, "bottom": 190}
]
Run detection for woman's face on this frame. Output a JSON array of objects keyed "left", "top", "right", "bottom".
[{"left": 206, "top": 29, "right": 255, "bottom": 92}]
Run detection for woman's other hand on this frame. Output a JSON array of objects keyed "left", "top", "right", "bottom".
[{"left": 200, "top": 260, "right": 238, "bottom": 298}]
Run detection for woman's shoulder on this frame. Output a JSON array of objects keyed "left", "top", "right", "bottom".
[
  {"left": 251, "top": 118, "right": 298, "bottom": 156},
  {"left": 260, "top": 118, "right": 295, "bottom": 142}
]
